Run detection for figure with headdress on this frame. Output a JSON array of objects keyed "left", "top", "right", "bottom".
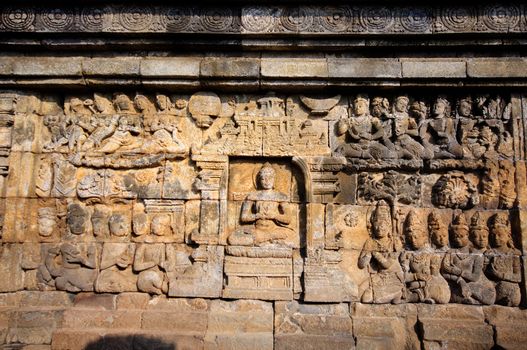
[
  {"left": 388, "top": 96, "right": 431, "bottom": 159},
  {"left": 486, "top": 213, "right": 521, "bottom": 306},
  {"left": 358, "top": 200, "right": 404, "bottom": 304},
  {"left": 336, "top": 95, "right": 395, "bottom": 159},
  {"left": 421, "top": 96, "right": 463, "bottom": 158},
  {"left": 400, "top": 211, "right": 450, "bottom": 303},
  {"left": 442, "top": 212, "right": 496, "bottom": 305}
]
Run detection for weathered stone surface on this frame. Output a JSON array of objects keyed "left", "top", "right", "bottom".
[
  {"left": 205, "top": 299, "right": 273, "bottom": 350},
  {"left": 353, "top": 304, "right": 420, "bottom": 350},
  {"left": 140, "top": 57, "right": 201, "bottom": 78},
  {"left": 401, "top": 60, "right": 466, "bottom": 78},
  {"left": 261, "top": 57, "right": 328, "bottom": 78},
  {"left": 201, "top": 58, "right": 260, "bottom": 78},
  {"left": 0, "top": 4, "right": 526, "bottom": 350},
  {"left": 467, "top": 58, "right": 527, "bottom": 78},
  {"left": 275, "top": 301, "right": 354, "bottom": 350},
  {"left": 328, "top": 58, "right": 401, "bottom": 78}
]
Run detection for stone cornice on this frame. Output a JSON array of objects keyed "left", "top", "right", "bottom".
[{"left": 0, "top": 5, "right": 525, "bottom": 35}]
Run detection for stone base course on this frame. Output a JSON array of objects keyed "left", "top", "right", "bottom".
[{"left": 0, "top": 292, "right": 525, "bottom": 349}]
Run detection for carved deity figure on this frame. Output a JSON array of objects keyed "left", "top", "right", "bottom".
[
  {"left": 442, "top": 213, "right": 496, "bottom": 305},
  {"left": 228, "top": 163, "right": 294, "bottom": 246},
  {"left": 428, "top": 211, "right": 449, "bottom": 252},
  {"left": 133, "top": 243, "right": 168, "bottom": 294},
  {"left": 336, "top": 95, "right": 395, "bottom": 159},
  {"left": 41, "top": 243, "right": 97, "bottom": 292},
  {"left": 133, "top": 213, "right": 173, "bottom": 293},
  {"left": 400, "top": 211, "right": 450, "bottom": 303},
  {"left": 96, "top": 243, "right": 136, "bottom": 292},
  {"left": 486, "top": 213, "right": 521, "bottom": 306},
  {"left": 389, "top": 96, "right": 431, "bottom": 160},
  {"left": 66, "top": 203, "right": 89, "bottom": 236},
  {"left": 358, "top": 200, "right": 404, "bottom": 304},
  {"left": 64, "top": 97, "right": 95, "bottom": 152},
  {"left": 97, "top": 116, "right": 141, "bottom": 153},
  {"left": 43, "top": 114, "right": 68, "bottom": 151},
  {"left": 422, "top": 97, "right": 462, "bottom": 158},
  {"left": 455, "top": 97, "right": 483, "bottom": 158},
  {"left": 38, "top": 207, "right": 57, "bottom": 238}
]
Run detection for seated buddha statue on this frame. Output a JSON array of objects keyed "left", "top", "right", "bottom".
[{"left": 228, "top": 163, "right": 295, "bottom": 246}]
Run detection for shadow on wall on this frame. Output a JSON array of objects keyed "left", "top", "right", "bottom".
[{"left": 84, "top": 335, "right": 175, "bottom": 350}]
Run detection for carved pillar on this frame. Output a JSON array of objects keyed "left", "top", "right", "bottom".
[
  {"left": 0, "top": 92, "right": 15, "bottom": 192},
  {"left": 292, "top": 156, "right": 346, "bottom": 204},
  {"left": 191, "top": 154, "right": 228, "bottom": 244}
]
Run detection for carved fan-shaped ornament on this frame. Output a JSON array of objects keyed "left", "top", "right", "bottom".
[{"left": 432, "top": 173, "right": 479, "bottom": 209}]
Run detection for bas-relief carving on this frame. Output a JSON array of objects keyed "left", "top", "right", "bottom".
[
  {"left": 3, "top": 6, "right": 525, "bottom": 35},
  {"left": 2, "top": 90, "right": 525, "bottom": 308}
]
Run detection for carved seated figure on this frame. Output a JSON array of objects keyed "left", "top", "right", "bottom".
[
  {"left": 422, "top": 97, "right": 463, "bottom": 158},
  {"left": 42, "top": 243, "right": 97, "bottom": 292},
  {"left": 336, "top": 95, "right": 395, "bottom": 159},
  {"left": 358, "top": 200, "right": 404, "bottom": 304},
  {"left": 486, "top": 213, "right": 521, "bottom": 306},
  {"left": 442, "top": 213, "right": 495, "bottom": 305},
  {"left": 390, "top": 96, "right": 431, "bottom": 160},
  {"left": 228, "top": 163, "right": 295, "bottom": 247},
  {"left": 400, "top": 211, "right": 450, "bottom": 304}
]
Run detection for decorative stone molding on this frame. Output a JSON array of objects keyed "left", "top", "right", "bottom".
[{"left": 0, "top": 5, "right": 525, "bottom": 35}]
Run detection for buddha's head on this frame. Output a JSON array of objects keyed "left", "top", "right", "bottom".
[{"left": 257, "top": 163, "right": 275, "bottom": 190}]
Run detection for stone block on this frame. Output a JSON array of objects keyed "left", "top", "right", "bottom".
[
  {"left": 141, "top": 310, "right": 208, "bottom": 335},
  {"left": 467, "top": 58, "right": 527, "bottom": 78},
  {"left": 51, "top": 330, "right": 103, "bottom": 350},
  {"left": 275, "top": 334, "right": 355, "bottom": 350},
  {"left": 116, "top": 293, "right": 151, "bottom": 310},
  {"left": 206, "top": 334, "right": 273, "bottom": 350},
  {"left": 485, "top": 305, "right": 527, "bottom": 349},
  {"left": 275, "top": 301, "right": 352, "bottom": 337},
  {"left": 20, "top": 346, "right": 52, "bottom": 350},
  {"left": 328, "top": 58, "right": 401, "bottom": 78},
  {"left": 6, "top": 326, "right": 54, "bottom": 345},
  {"left": 18, "top": 292, "right": 73, "bottom": 308},
  {"left": 168, "top": 245, "right": 224, "bottom": 298},
  {"left": 61, "top": 309, "right": 142, "bottom": 330},
  {"left": 133, "top": 332, "right": 204, "bottom": 350},
  {"left": 82, "top": 57, "right": 140, "bottom": 76},
  {"left": 0, "top": 244, "right": 24, "bottom": 292},
  {"left": 416, "top": 304, "right": 484, "bottom": 321},
  {"left": 401, "top": 60, "right": 466, "bottom": 78},
  {"left": 207, "top": 299, "right": 273, "bottom": 334},
  {"left": 261, "top": 58, "right": 328, "bottom": 78},
  {"left": 140, "top": 57, "right": 200, "bottom": 78},
  {"left": 73, "top": 293, "right": 116, "bottom": 310},
  {"left": 201, "top": 58, "right": 260, "bottom": 78},
  {"left": 419, "top": 319, "right": 493, "bottom": 347},
  {"left": 145, "top": 296, "right": 209, "bottom": 312},
  {"left": 13, "top": 57, "right": 82, "bottom": 77},
  {"left": 14, "top": 310, "right": 60, "bottom": 329},
  {"left": 352, "top": 304, "right": 419, "bottom": 350},
  {"left": 0, "top": 56, "right": 15, "bottom": 75}
]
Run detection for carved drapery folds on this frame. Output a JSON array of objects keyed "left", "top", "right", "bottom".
[{"left": 1, "top": 90, "right": 525, "bottom": 307}]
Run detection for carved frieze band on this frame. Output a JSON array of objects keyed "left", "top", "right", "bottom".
[{"left": 0, "top": 5, "right": 525, "bottom": 34}]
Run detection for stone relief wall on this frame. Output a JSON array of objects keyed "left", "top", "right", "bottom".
[{"left": 0, "top": 90, "right": 524, "bottom": 312}]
